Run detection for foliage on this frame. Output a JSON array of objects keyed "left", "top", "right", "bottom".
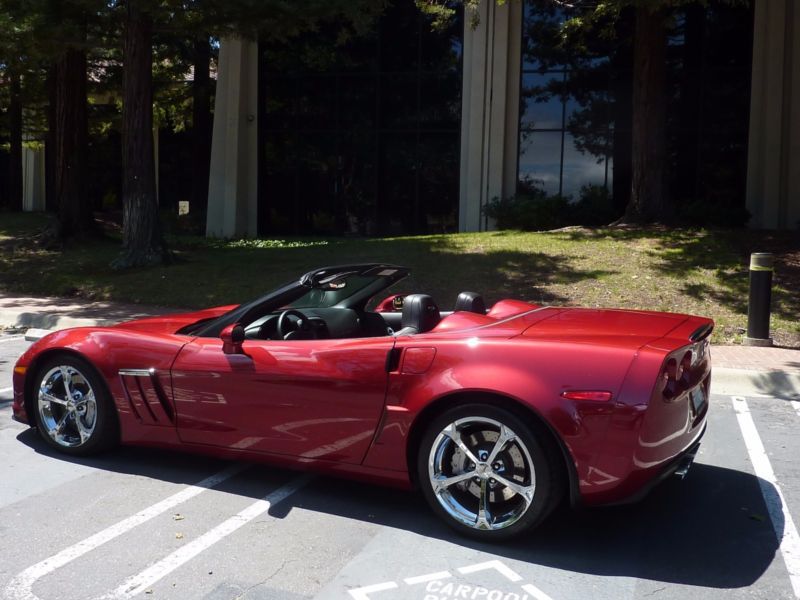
[
  {"left": 680, "top": 200, "right": 750, "bottom": 228},
  {"left": 484, "top": 189, "right": 571, "bottom": 231},
  {"left": 573, "top": 185, "right": 620, "bottom": 226},
  {"left": 484, "top": 183, "right": 620, "bottom": 231}
]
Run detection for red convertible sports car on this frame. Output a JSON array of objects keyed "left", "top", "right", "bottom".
[{"left": 11, "top": 264, "right": 712, "bottom": 540}]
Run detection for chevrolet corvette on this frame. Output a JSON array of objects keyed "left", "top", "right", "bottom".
[{"left": 11, "top": 264, "right": 712, "bottom": 540}]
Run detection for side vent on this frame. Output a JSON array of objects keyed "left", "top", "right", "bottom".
[{"left": 119, "top": 368, "right": 174, "bottom": 426}]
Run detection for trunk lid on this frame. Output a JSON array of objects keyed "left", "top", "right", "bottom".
[{"left": 522, "top": 307, "right": 690, "bottom": 347}]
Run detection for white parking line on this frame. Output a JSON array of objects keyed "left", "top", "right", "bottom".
[
  {"left": 791, "top": 400, "right": 800, "bottom": 418},
  {"left": 349, "top": 560, "right": 557, "bottom": 600},
  {"left": 0, "top": 336, "right": 23, "bottom": 344},
  {"left": 5, "top": 463, "right": 247, "bottom": 600},
  {"left": 522, "top": 583, "right": 556, "bottom": 600},
  {"left": 349, "top": 582, "right": 398, "bottom": 600},
  {"left": 105, "top": 474, "right": 311, "bottom": 599},
  {"left": 458, "top": 560, "right": 523, "bottom": 582},
  {"left": 0, "top": 386, "right": 12, "bottom": 395},
  {"left": 403, "top": 571, "right": 452, "bottom": 585},
  {"left": 732, "top": 396, "right": 800, "bottom": 598}
]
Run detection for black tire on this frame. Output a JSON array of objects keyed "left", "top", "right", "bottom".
[
  {"left": 417, "top": 403, "right": 564, "bottom": 541},
  {"left": 32, "top": 354, "right": 119, "bottom": 456}
]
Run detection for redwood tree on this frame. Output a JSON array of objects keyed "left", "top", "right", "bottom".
[
  {"left": 623, "top": 4, "right": 667, "bottom": 222},
  {"left": 7, "top": 67, "right": 23, "bottom": 212},
  {"left": 191, "top": 35, "right": 212, "bottom": 216},
  {"left": 55, "top": 45, "right": 93, "bottom": 237},
  {"left": 114, "top": 0, "right": 168, "bottom": 268}
]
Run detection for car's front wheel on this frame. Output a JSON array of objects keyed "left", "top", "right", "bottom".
[
  {"left": 33, "top": 355, "right": 118, "bottom": 455},
  {"left": 417, "top": 404, "right": 563, "bottom": 541}
]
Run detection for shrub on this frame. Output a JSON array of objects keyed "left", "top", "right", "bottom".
[
  {"left": 483, "top": 190, "right": 571, "bottom": 231},
  {"left": 484, "top": 184, "right": 619, "bottom": 231},
  {"left": 680, "top": 199, "right": 751, "bottom": 227},
  {"left": 573, "top": 185, "right": 620, "bottom": 226}
]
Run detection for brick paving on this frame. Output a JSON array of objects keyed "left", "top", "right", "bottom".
[{"left": 712, "top": 344, "right": 800, "bottom": 372}]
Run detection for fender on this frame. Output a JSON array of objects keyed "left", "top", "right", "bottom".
[
  {"left": 363, "top": 337, "right": 638, "bottom": 490},
  {"left": 15, "top": 328, "right": 190, "bottom": 446}
]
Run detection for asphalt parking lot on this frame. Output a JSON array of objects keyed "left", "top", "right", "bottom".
[{"left": 1, "top": 333, "right": 799, "bottom": 600}]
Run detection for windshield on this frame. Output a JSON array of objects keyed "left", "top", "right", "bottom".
[
  {"left": 191, "top": 264, "right": 409, "bottom": 338},
  {"left": 287, "top": 275, "right": 383, "bottom": 309}
]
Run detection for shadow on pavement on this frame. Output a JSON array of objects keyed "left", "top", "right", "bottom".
[
  {"left": 15, "top": 426, "right": 780, "bottom": 591},
  {"left": 286, "top": 463, "right": 782, "bottom": 590}
]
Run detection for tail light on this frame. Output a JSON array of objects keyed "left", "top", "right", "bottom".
[
  {"left": 664, "top": 358, "right": 682, "bottom": 381},
  {"left": 662, "top": 346, "right": 704, "bottom": 400}
]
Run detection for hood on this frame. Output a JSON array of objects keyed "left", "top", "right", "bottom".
[
  {"left": 113, "top": 305, "right": 238, "bottom": 335},
  {"left": 523, "top": 307, "right": 689, "bottom": 347}
]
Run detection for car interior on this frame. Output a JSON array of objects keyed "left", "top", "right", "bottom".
[{"left": 242, "top": 291, "right": 489, "bottom": 341}]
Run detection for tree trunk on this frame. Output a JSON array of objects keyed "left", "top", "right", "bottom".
[
  {"left": 45, "top": 65, "right": 57, "bottom": 212},
  {"left": 191, "top": 35, "right": 212, "bottom": 217},
  {"left": 8, "top": 68, "right": 23, "bottom": 212},
  {"left": 114, "top": 0, "right": 168, "bottom": 268},
  {"left": 611, "top": 6, "right": 634, "bottom": 217},
  {"left": 674, "top": 4, "right": 705, "bottom": 205},
  {"left": 623, "top": 6, "right": 667, "bottom": 223},
  {"left": 55, "top": 47, "right": 93, "bottom": 238}
]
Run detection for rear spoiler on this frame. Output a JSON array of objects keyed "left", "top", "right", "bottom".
[
  {"left": 689, "top": 322, "right": 714, "bottom": 343},
  {"left": 648, "top": 316, "right": 715, "bottom": 353}
]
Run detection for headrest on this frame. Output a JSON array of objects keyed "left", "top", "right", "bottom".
[
  {"left": 454, "top": 291, "right": 486, "bottom": 314},
  {"left": 401, "top": 294, "right": 441, "bottom": 334}
]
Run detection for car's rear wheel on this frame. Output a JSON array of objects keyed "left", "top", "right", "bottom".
[
  {"left": 417, "top": 404, "right": 563, "bottom": 541},
  {"left": 33, "top": 355, "right": 118, "bottom": 455}
]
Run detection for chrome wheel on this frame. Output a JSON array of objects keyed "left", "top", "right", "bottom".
[
  {"left": 37, "top": 365, "right": 98, "bottom": 448},
  {"left": 428, "top": 416, "right": 536, "bottom": 531}
]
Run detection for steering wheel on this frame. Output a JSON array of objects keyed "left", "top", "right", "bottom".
[{"left": 277, "top": 309, "right": 311, "bottom": 339}]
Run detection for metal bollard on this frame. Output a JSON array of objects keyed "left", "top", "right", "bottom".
[{"left": 743, "top": 252, "right": 773, "bottom": 347}]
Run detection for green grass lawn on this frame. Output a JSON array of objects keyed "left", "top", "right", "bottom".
[{"left": 1, "top": 212, "right": 798, "bottom": 346}]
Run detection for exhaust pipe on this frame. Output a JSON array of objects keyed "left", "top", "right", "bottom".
[{"left": 673, "top": 446, "right": 699, "bottom": 480}]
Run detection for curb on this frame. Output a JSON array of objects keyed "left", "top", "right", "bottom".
[
  {"left": 0, "top": 296, "right": 179, "bottom": 332},
  {"left": 24, "top": 328, "right": 56, "bottom": 342},
  {"left": 712, "top": 367, "right": 800, "bottom": 400}
]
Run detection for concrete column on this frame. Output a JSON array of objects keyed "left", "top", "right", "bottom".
[
  {"left": 459, "top": 0, "right": 522, "bottom": 232},
  {"left": 22, "top": 145, "right": 46, "bottom": 212},
  {"left": 206, "top": 37, "right": 259, "bottom": 238},
  {"left": 746, "top": 0, "right": 800, "bottom": 229}
]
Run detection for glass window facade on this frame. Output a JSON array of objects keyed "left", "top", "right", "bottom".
[
  {"left": 518, "top": 0, "right": 753, "bottom": 224},
  {"left": 518, "top": 1, "right": 615, "bottom": 201},
  {"left": 259, "top": 2, "right": 463, "bottom": 235}
]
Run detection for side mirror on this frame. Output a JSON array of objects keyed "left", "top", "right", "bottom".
[{"left": 221, "top": 324, "right": 246, "bottom": 355}]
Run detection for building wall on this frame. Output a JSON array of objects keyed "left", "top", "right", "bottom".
[
  {"left": 207, "top": 3, "right": 795, "bottom": 235},
  {"left": 459, "top": 0, "right": 522, "bottom": 232},
  {"left": 206, "top": 38, "right": 259, "bottom": 239},
  {"left": 746, "top": 0, "right": 800, "bottom": 229}
]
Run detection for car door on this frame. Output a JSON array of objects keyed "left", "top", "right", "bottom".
[{"left": 171, "top": 335, "right": 395, "bottom": 464}]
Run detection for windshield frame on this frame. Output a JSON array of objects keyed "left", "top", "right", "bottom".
[{"left": 192, "top": 263, "right": 409, "bottom": 338}]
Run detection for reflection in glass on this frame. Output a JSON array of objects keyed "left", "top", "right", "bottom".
[
  {"left": 260, "top": 2, "right": 463, "bottom": 234},
  {"left": 519, "top": 131, "right": 611, "bottom": 199},
  {"left": 519, "top": 0, "right": 753, "bottom": 225},
  {"left": 562, "top": 135, "right": 611, "bottom": 198},
  {"left": 520, "top": 73, "right": 565, "bottom": 129},
  {"left": 518, "top": 131, "right": 563, "bottom": 196}
]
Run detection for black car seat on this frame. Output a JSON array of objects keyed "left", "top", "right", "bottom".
[
  {"left": 393, "top": 294, "right": 441, "bottom": 336},
  {"left": 454, "top": 291, "right": 486, "bottom": 314}
]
